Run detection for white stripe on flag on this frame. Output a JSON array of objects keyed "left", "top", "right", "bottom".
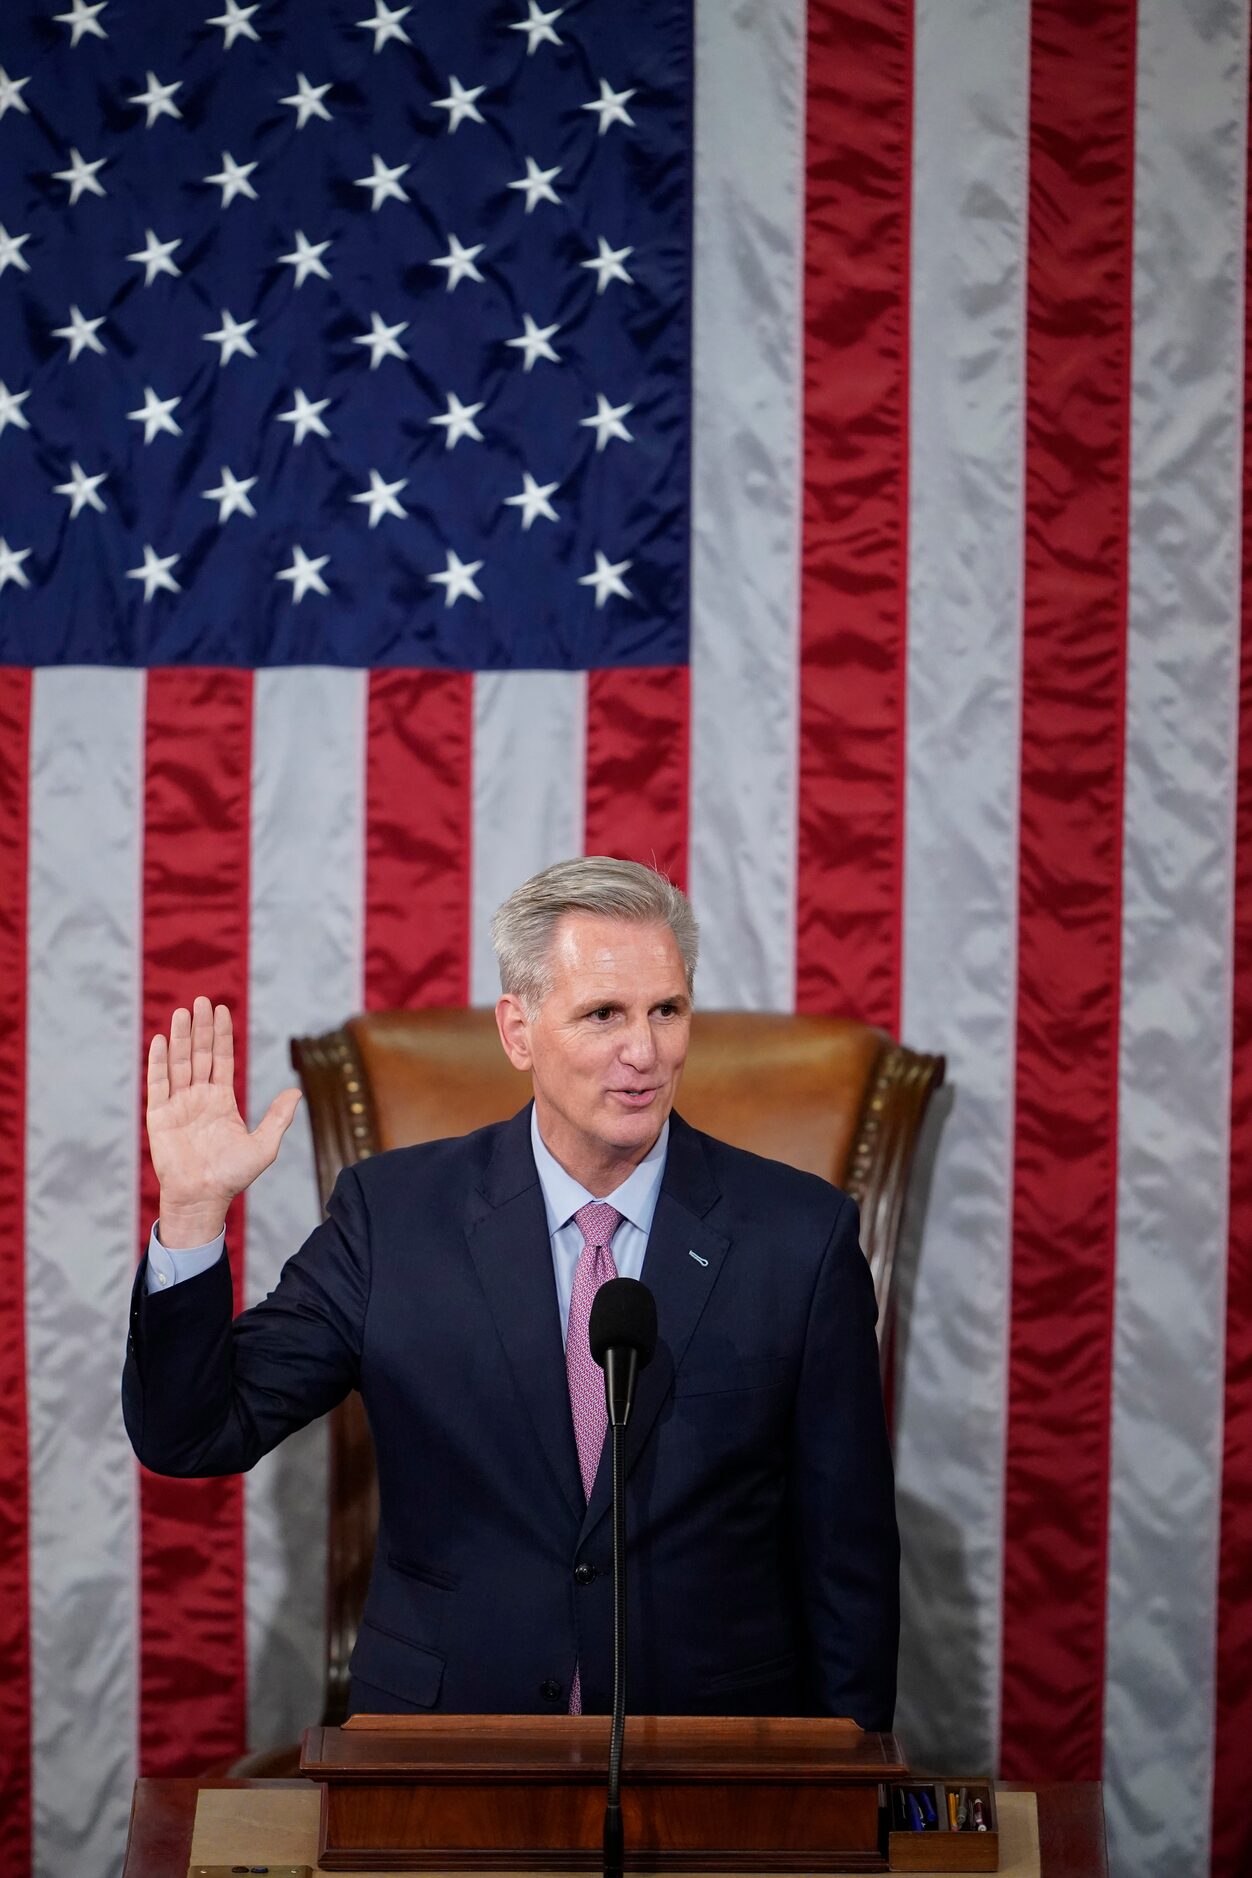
[
  {"left": 470, "top": 670, "right": 586, "bottom": 1006},
  {"left": 688, "top": 0, "right": 805, "bottom": 1010},
  {"left": 897, "top": 0, "right": 1031, "bottom": 1777},
  {"left": 245, "top": 667, "right": 367, "bottom": 1752},
  {"left": 1105, "top": 7, "right": 1249, "bottom": 1872},
  {"left": 24, "top": 669, "right": 144, "bottom": 1878}
]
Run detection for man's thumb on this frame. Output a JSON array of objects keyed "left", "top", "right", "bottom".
[{"left": 254, "top": 1086, "right": 302, "bottom": 1160}]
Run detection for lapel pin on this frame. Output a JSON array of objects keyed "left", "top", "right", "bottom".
[{"left": 688, "top": 1249, "right": 708, "bottom": 1267}]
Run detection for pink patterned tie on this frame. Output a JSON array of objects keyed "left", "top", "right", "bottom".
[{"left": 565, "top": 1200, "right": 622, "bottom": 1714}]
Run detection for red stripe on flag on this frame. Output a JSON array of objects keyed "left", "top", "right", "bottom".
[
  {"left": 795, "top": 0, "right": 912, "bottom": 1031},
  {"left": 584, "top": 666, "right": 689, "bottom": 889},
  {"left": 1211, "top": 82, "right": 1252, "bottom": 1878},
  {"left": 1000, "top": 0, "right": 1136, "bottom": 1782},
  {"left": 138, "top": 669, "right": 252, "bottom": 1774},
  {"left": 0, "top": 671, "right": 32, "bottom": 1874},
  {"left": 365, "top": 672, "right": 473, "bottom": 1009}
]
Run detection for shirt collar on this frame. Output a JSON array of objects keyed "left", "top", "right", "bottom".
[{"left": 530, "top": 1103, "right": 669, "bottom": 1239}]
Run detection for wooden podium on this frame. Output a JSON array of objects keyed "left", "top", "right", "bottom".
[{"left": 299, "top": 1714, "right": 910, "bottom": 1873}]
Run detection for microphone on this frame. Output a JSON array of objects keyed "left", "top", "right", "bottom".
[
  {"left": 589, "top": 1276, "right": 657, "bottom": 1427},
  {"left": 588, "top": 1278, "right": 658, "bottom": 1878}
]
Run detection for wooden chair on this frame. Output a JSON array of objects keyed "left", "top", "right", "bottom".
[{"left": 286, "top": 1007, "right": 946, "bottom": 1734}]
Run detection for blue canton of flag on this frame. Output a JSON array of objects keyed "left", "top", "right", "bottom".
[{"left": 0, "top": 0, "right": 691, "bottom": 669}]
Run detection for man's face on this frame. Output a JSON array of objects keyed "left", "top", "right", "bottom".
[{"left": 496, "top": 913, "right": 692, "bottom": 1184}]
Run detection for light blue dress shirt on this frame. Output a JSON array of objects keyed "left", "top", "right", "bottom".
[
  {"left": 528, "top": 1107, "right": 668, "bottom": 1344},
  {"left": 145, "top": 1108, "right": 670, "bottom": 1346}
]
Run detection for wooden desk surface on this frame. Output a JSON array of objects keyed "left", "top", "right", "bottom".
[{"left": 123, "top": 1778, "right": 1107, "bottom": 1878}]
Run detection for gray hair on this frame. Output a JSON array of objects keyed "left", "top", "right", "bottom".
[{"left": 491, "top": 857, "right": 699, "bottom": 1014}]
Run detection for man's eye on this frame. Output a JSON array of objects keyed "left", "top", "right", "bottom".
[{"left": 590, "top": 1006, "right": 614, "bottom": 1021}]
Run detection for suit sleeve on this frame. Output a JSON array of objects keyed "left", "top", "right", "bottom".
[
  {"left": 122, "top": 1164, "right": 371, "bottom": 1477},
  {"left": 788, "top": 1193, "right": 900, "bottom": 1728}
]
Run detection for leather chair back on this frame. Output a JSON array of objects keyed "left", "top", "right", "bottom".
[{"left": 291, "top": 1007, "right": 944, "bottom": 1727}]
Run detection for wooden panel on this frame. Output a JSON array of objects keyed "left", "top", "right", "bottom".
[
  {"left": 309, "top": 1717, "right": 904, "bottom": 1872},
  {"left": 122, "top": 1779, "right": 1107, "bottom": 1876},
  {"left": 312, "top": 1714, "right": 906, "bottom": 1778}
]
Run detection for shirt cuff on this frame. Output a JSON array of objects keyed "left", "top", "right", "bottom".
[{"left": 145, "top": 1223, "right": 226, "bottom": 1294}]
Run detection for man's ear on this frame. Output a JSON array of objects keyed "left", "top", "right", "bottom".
[{"left": 495, "top": 994, "right": 533, "bottom": 1071}]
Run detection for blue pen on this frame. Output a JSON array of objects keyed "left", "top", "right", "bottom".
[
  {"left": 918, "top": 1789, "right": 938, "bottom": 1829},
  {"left": 907, "top": 1790, "right": 925, "bottom": 1832}
]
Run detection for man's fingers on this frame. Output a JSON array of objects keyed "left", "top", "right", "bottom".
[
  {"left": 190, "top": 995, "right": 214, "bottom": 1084},
  {"left": 209, "top": 1003, "right": 235, "bottom": 1087},
  {"left": 146, "top": 1032, "right": 170, "bottom": 1109},
  {"left": 251, "top": 1087, "right": 302, "bottom": 1164},
  {"left": 168, "top": 1006, "right": 192, "bottom": 1092}
]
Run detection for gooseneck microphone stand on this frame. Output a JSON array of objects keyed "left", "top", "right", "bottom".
[
  {"left": 603, "top": 1414, "right": 629, "bottom": 1878},
  {"left": 588, "top": 1278, "right": 658, "bottom": 1878}
]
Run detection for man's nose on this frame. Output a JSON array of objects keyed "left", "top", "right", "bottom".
[{"left": 619, "top": 1017, "right": 658, "bottom": 1069}]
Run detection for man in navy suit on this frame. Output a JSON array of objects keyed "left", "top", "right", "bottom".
[{"left": 124, "top": 858, "right": 899, "bottom": 1725}]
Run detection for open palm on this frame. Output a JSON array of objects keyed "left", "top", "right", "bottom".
[{"left": 147, "top": 997, "right": 301, "bottom": 1236}]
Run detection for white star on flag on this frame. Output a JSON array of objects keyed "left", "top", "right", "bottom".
[
  {"left": 278, "top": 230, "right": 332, "bottom": 286},
  {"left": 0, "top": 68, "right": 31, "bottom": 121},
  {"left": 503, "top": 473, "right": 559, "bottom": 531},
  {"left": 53, "top": 305, "right": 106, "bottom": 360},
  {"left": 429, "top": 391, "right": 484, "bottom": 449},
  {"left": 578, "top": 551, "right": 632, "bottom": 608},
  {"left": 581, "top": 236, "right": 634, "bottom": 294},
  {"left": 506, "top": 315, "right": 561, "bottom": 372},
  {"left": 0, "top": 540, "right": 33, "bottom": 593},
  {"left": 276, "top": 545, "right": 330, "bottom": 602},
  {"left": 127, "top": 546, "right": 180, "bottom": 602},
  {"left": 278, "top": 388, "right": 331, "bottom": 444},
  {"left": 127, "top": 387, "right": 183, "bottom": 444},
  {"left": 0, "top": 382, "right": 32, "bottom": 437},
  {"left": 206, "top": 1, "right": 260, "bottom": 47},
  {"left": 432, "top": 76, "right": 486, "bottom": 132},
  {"left": 509, "top": 2, "right": 563, "bottom": 54},
  {"left": 508, "top": 157, "right": 561, "bottom": 214},
  {"left": 202, "top": 467, "right": 257, "bottom": 522},
  {"left": 430, "top": 548, "right": 483, "bottom": 607},
  {"left": 55, "top": 0, "right": 107, "bottom": 46},
  {"left": 279, "top": 73, "right": 332, "bottom": 126},
  {"left": 353, "top": 312, "right": 408, "bottom": 369},
  {"left": 127, "top": 228, "right": 182, "bottom": 286},
  {"left": 0, "top": 226, "right": 31, "bottom": 278},
  {"left": 53, "top": 148, "right": 107, "bottom": 205},
  {"left": 129, "top": 71, "right": 182, "bottom": 126},
  {"left": 580, "top": 393, "right": 634, "bottom": 451},
  {"left": 54, "top": 462, "right": 107, "bottom": 517},
  {"left": 351, "top": 470, "right": 408, "bottom": 528},
  {"left": 431, "top": 233, "right": 484, "bottom": 290},
  {"left": 582, "top": 78, "right": 636, "bottom": 135},
  {"left": 203, "top": 310, "right": 257, "bottom": 364},
  {"left": 357, "top": 0, "right": 411, "bottom": 52},
  {"left": 355, "top": 155, "right": 410, "bottom": 211},
  {"left": 204, "top": 152, "right": 259, "bottom": 207}
]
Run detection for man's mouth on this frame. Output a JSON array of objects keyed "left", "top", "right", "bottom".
[{"left": 609, "top": 1086, "right": 658, "bottom": 1107}]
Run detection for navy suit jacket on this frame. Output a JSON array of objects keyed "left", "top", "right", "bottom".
[{"left": 123, "top": 1106, "right": 899, "bottom": 1726}]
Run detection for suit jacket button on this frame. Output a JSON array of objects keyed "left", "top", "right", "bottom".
[
  {"left": 573, "top": 1562, "right": 596, "bottom": 1585},
  {"left": 540, "top": 1679, "right": 563, "bottom": 1701}
]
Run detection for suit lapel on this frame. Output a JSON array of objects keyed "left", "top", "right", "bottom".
[
  {"left": 464, "top": 1107, "right": 585, "bottom": 1525},
  {"left": 579, "top": 1113, "right": 729, "bottom": 1547}
]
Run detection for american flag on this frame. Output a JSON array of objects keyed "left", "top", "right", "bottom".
[{"left": 2, "top": 3, "right": 1251, "bottom": 1877}]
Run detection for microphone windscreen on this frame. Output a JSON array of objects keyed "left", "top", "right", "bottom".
[{"left": 589, "top": 1277, "right": 658, "bottom": 1370}]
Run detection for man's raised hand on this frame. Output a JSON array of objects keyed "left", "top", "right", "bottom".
[{"left": 147, "top": 997, "right": 302, "bottom": 1249}]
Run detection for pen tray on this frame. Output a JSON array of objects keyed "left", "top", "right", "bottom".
[{"left": 886, "top": 1780, "right": 999, "bottom": 1871}]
